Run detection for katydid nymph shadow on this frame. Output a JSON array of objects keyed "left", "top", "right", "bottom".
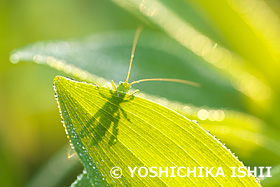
[{"left": 81, "top": 90, "right": 133, "bottom": 147}]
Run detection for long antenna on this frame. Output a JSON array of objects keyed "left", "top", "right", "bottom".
[
  {"left": 130, "top": 78, "right": 200, "bottom": 87},
  {"left": 125, "top": 26, "right": 143, "bottom": 83}
]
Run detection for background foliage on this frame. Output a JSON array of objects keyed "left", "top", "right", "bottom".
[{"left": 1, "top": 0, "right": 280, "bottom": 186}]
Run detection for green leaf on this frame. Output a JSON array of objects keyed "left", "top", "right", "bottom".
[
  {"left": 150, "top": 97, "right": 280, "bottom": 165},
  {"left": 54, "top": 76, "right": 259, "bottom": 186},
  {"left": 10, "top": 31, "right": 249, "bottom": 111}
]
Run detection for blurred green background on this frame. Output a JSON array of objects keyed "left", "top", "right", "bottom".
[
  {"left": 1, "top": 0, "right": 280, "bottom": 186},
  {"left": 1, "top": 0, "right": 139, "bottom": 186}
]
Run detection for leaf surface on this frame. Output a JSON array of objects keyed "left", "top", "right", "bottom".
[{"left": 54, "top": 76, "right": 259, "bottom": 186}]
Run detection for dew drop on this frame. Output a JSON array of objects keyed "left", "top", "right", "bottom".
[{"left": 192, "top": 120, "right": 199, "bottom": 125}]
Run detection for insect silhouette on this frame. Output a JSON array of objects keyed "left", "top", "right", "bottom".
[{"left": 110, "top": 26, "right": 200, "bottom": 98}]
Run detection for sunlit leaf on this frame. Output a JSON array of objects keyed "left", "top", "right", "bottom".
[
  {"left": 135, "top": 94, "right": 280, "bottom": 165},
  {"left": 54, "top": 76, "right": 259, "bottom": 186}
]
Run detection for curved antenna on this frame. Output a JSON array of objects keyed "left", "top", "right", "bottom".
[
  {"left": 125, "top": 26, "right": 144, "bottom": 83},
  {"left": 130, "top": 78, "right": 200, "bottom": 87}
]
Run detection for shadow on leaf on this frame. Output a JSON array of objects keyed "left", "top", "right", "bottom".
[{"left": 80, "top": 90, "right": 133, "bottom": 147}]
